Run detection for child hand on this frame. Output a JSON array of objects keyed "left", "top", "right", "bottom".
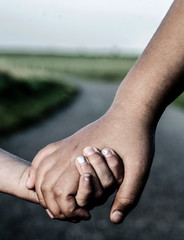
[{"left": 17, "top": 165, "right": 39, "bottom": 204}]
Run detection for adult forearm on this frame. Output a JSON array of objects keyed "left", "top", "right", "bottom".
[{"left": 112, "top": 0, "right": 184, "bottom": 125}]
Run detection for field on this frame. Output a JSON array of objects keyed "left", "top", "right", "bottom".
[
  {"left": 0, "top": 71, "right": 77, "bottom": 136},
  {"left": 0, "top": 53, "right": 138, "bottom": 82},
  {"left": 0, "top": 53, "right": 183, "bottom": 135},
  {"left": 173, "top": 93, "right": 184, "bottom": 110}
]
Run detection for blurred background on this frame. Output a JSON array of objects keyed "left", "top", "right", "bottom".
[{"left": 1, "top": 0, "right": 184, "bottom": 239}]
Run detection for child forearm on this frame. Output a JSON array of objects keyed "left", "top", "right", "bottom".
[{"left": 0, "top": 148, "right": 38, "bottom": 203}]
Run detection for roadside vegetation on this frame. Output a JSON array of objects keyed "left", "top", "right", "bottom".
[
  {"left": 173, "top": 93, "right": 184, "bottom": 110},
  {"left": 0, "top": 53, "right": 183, "bottom": 135},
  {"left": 0, "top": 71, "right": 77, "bottom": 135},
  {"left": 0, "top": 53, "right": 138, "bottom": 82}
]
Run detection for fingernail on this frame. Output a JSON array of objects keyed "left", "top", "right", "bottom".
[
  {"left": 83, "top": 173, "right": 91, "bottom": 182},
  {"left": 46, "top": 209, "right": 54, "bottom": 219},
  {"left": 102, "top": 148, "right": 113, "bottom": 157},
  {"left": 77, "top": 156, "right": 86, "bottom": 165},
  {"left": 83, "top": 146, "right": 98, "bottom": 156},
  {"left": 112, "top": 211, "right": 123, "bottom": 224}
]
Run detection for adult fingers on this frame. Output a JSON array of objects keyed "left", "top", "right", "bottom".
[
  {"left": 83, "top": 147, "right": 115, "bottom": 189},
  {"left": 75, "top": 174, "right": 92, "bottom": 207},
  {"left": 75, "top": 156, "right": 103, "bottom": 199},
  {"left": 101, "top": 148, "right": 124, "bottom": 185},
  {"left": 110, "top": 160, "right": 149, "bottom": 224}
]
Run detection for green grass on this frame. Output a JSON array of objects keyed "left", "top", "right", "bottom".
[
  {"left": 0, "top": 53, "right": 183, "bottom": 111},
  {"left": 172, "top": 93, "right": 184, "bottom": 110},
  {"left": 0, "top": 53, "right": 138, "bottom": 82},
  {"left": 0, "top": 72, "right": 78, "bottom": 135}
]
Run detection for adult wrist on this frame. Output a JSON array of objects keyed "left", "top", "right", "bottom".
[{"left": 109, "top": 80, "right": 163, "bottom": 130}]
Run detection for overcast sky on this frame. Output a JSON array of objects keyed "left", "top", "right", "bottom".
[{"left": 0, "top": 0, "right": 173, "bottom": 54}]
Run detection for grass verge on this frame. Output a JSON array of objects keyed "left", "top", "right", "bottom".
[
  {"left": 0, "top": 53, "right": 138, "bottom": 82},
  {"left": 173, "top": 93, "right": 184, "bottom": 110},
  {"left": 0, "top": 72, "right": 78, "bottom": 136},
  {"left": 0, "top": 53, "right": 183, "bottom": 110}
]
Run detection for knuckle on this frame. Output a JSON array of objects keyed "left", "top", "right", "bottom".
[
  {"left": 35, "top": 149, "right": 44, "bottom": 159},
  {"left": 39, "top": 198, "right": 47, "bottom": 208},
  {"left": 53, "top": 186, "right": 63, "bottom": 199},
  {"left": 95, "top": 189, "right": 103, "bottom": 199},
  {"left": 64, "top": 206, "right": 75, "bottom": 217},
  {"left": 102, "top": 176, "right": 115, "bottom": 189},
  {"left": 41, "top": 184, "right": 51, "bottom": 194},
  {"left": 76, "top": 198, "right": 87, "bottom": 207},
  {"left": 35, "top": 146, "right": 49, "bottom": 159},
  {"left": 118, "top": 197, "right": 136, "bottom": 211},
  {"left": 76, "top": 191, "right": 92, "bottom": 207},
  {"left": 36, "top": 142, "right": 58, "bottom": 159},
  {"left": 109, "top": 158, "right": 119, "bottom": 169},
  {"left": 77, "top": 191, "right": 91, "bottom": 201},
  {"left": 66, "top": 196, "right": 77, "bottom": 212},
  {"left": 46, "top": 142, "right": 58, "bottom": 150},
  {"left": 78, "top": 189, "right": 92, "bottom": 198},
  {"left": 51, "top": 209, "right": 61, "bottom": 217},
  {"left": 90, "top": 154, "right": 104, "bottom": 166}
]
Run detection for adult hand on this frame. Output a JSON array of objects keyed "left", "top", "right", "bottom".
[
  {"left": 26, "top": 0, "right": 184, "bottom": 223},
  {"left": 27, "top": 102, "right": 155, "bottom": 223}
]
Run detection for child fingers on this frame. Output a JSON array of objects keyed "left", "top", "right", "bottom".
[
  {"left": 83, "top": 146, "right": 115, "bottom": 189},
  {"left": 101, "top": 148, "right": 124, "bottom": 185},
  {"left": 75, "top": 174, "right": 92, "bottom": 207}
]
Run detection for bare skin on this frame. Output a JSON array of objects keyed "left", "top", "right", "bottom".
[
  {"left": 0, "top": 147, "right": 122, "bottom": 223},
  {"left": 0, "top": 148, "right": 38, "bottom": 203},
  {"left": 27, "top": 0, "right": 184, "bottom": 224},
  {"left": 45, "top": 147, "right": 124, "bottom": 222},
  {"left": 75, "top": 147, "right": 124, "bottom": 209}
]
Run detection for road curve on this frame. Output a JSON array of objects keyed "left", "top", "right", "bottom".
[{"left": 0, "top": 81, "right": 184, "bottom": 240}]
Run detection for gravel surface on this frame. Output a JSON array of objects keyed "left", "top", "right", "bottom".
[{"left": 0, "top": 81, "right": 184, "bottom": 240}]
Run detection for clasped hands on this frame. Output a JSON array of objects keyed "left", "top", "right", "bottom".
[
  {"left": 27, "top": 144, "right": 123, "bottom": 223},
  {"left": 26, "top": 109, "right": 155, "bottom": 224}
]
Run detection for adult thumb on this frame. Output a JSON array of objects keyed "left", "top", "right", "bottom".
[{"left": 110, "top": 164, "right": 149, "bottom": 224}]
